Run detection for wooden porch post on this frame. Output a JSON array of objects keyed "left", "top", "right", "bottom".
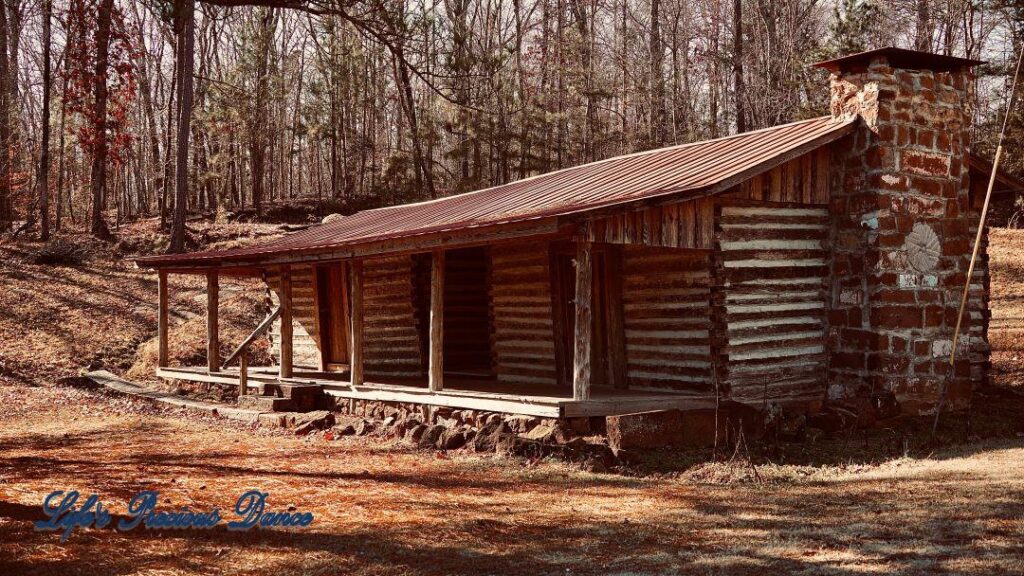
[
  {"left": 239, "top": 350, "right": 248, "bottom": 397},
  {"left": 572, "top": 241, "right": 593, "bottom": 401},
  {"left": 207, "top": 270, "right": 220, "bottom": 372},
  {"left": 279, "top": 266, "right": 293, "bottom": 378},
  {"left": 349, "top": 260, "right": 364, "bottom": 386},
  {"left": 429, "top": 249, "right": 445, "bottom": 392},
  {"left": 158, "top": 270, "right": 169, "bottom": 368}
]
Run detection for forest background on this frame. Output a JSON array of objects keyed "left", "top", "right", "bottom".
[{"left": 1, "top": 0, "right": 1022, "bottom": 250}]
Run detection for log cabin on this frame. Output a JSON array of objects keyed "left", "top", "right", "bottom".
[{"left": 137, "top": 48, "right": 1024, "bottom": 421}]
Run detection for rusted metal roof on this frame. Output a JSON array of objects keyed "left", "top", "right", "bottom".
[
  {"left": 813, "top": 47, "right": 984, "bottom": 73},
  {"left": 138, "top": 115, "right": 855, "bottom": 269}
]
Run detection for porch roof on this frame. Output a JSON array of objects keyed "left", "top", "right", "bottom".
[{"left": 137, "top": 115, "right": 856, "bottom": 271}]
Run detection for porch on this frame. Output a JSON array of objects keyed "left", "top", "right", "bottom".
[
  {"left": 156, "top": 365, "right": 716, "bottom": 418},
  {"left": 151, "top": 227, "right": 723, "bottom": 418}
]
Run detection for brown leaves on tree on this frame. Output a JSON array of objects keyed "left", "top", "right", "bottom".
[{"left": 61, "top": 0, "right": 140, "bottom": 168}]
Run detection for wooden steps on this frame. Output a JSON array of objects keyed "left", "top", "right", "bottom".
[{"left": 239, "top": 382, "right": 323, "bottom": 413}]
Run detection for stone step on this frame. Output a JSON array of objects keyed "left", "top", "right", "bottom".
[
  {"left": 238, "top": 395, "right": 294, "bottom": 412},
  {"left": 260, "top": 383, "right": 322, "bottom": 412}
]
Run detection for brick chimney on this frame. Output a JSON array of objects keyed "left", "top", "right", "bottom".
[{"left": 815, "top": 48, "right": 986, "bottom": 414}]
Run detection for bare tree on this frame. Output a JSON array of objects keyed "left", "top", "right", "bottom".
[
  {"left": 0, "top": 0, "right": 11, "bottom": 226},
  {"left": 89, "top": 0, "right": 115, "bottom": 239},
  {"left": 38, "top": 0, "right": 52, "bottom": 239},
  {"left": 733, "top": 0, "right": 746, "bottom": 133},
  {"left": 169, "top": 0, "right": 195, "bottom": 253}
]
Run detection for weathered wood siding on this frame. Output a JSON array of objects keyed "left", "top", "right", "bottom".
[
  {"left": 362, "top": 255, "right": 425, "bottom": 380},
  {"left": 267, "top": 266, "right": 320, "bottom": 369},
  {"left": 490, "top": 244, "right": 558, "bottom": 385},
  {"left": 588, "top": 197, "right": 716, "bottom": 249},
  {"left": 715, "top": 203, "right": 830, "bottom": 404},
  {"left": 586, "top": 149, "right": 829, "bottom": 250},
  {"left": 726, "top": 147, "right": 831, "bottom": 204},
  {"left": 622, "top": 246, "right": 713, "bottom": 390}
]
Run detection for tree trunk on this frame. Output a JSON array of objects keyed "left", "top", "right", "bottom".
[
  {"left": 915, "top": 0, "right": 932, "bottom": 52},
  {"left": 250, "top": 8, "right": 274, "bottom": 218},
  {"left": 161, "top": 47, "right": 177, "bottom": 229},
  {"left": 169, "top": 0, "right": 194, "bottom": 253},
  {"left": 650, "top": 0, "right": 665, "bottom": 146},
  {"left": 90, "top": 0, "right": 115, "bottom": 240},
  {"left": 392, "top": 43, "right": 435, "bottom": 199},
  {"left": 38, "top": 0, "right": 52, "bottom": 240},
  {"left": 732, "top": 0, "right": 746, "bottom": 133},
  {"left": 132, "top": 2, "right": 163, "bottom": 218},
  {"left": 0, "top": 1, "right": 11, "bottom": 224},
  {"left": 55, "top": 52, "right": 70, "bottom": 232}
]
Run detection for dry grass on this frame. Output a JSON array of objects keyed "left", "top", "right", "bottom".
[
  {"left": 988, "top": 229, "right": 1024, "bottom": 386},
  {"left": 2, "top": 384, "right": 1024, "bottom": 575}
]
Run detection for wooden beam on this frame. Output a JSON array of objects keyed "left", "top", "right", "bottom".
[
  {"left": 207, "top": 270, "right": 220, "bottom": 372},
  {"left": 222, "top": 307, "right": 281, "bottom": 368},
  {"left": 153, "top": 219, "right": 567, "bottom": 271},
  {"left": 349, "top": 260, "right": 364, "bottom": 386},
  {"left": 158, "top": 270, "right": 169, "bottom": 368},
  {"left": 429, "top": 249, "right": 445, "bottom": 392},
  {"left": 239, "top": 350, "right": 249, "bottom": 398},
  {"left": 279, "top": 266, "right": 293, "bottom": 379},
  {"left": 572, "top": 240, "right": 593, "bottom": 401},
  {"left": 604, "top": 246, "right": 628, "bottom": 389}
]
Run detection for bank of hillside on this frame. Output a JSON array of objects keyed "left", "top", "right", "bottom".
[{"left": 0, "top": 219, "right": 285, "bottom": 387}]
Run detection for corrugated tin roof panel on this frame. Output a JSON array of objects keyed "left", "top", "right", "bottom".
[{"left": 139, "top": 115, "right": 854, "bottom": 268}]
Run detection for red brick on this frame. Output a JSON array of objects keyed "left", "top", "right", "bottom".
[
  {"left": 891, "top": 336, "right": 908, "bottom": 353},
  {"left": 924, "top": 305, "right": 945, "bottom": 327},
  {"left": 901, "top": 149, "right": 951, "bottom": 176},
  {"left": 832, "top": 351, "right": 866, "bottom": 370},
  {"left": 876, "top": 290, "right": 916, "bottom": 304},
  {"left": 871, "top": 305, "right": 922, "bottom": 329}
]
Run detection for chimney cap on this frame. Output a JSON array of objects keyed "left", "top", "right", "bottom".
[{"left": 813, "top": 47, "right": 984, "bottom": 73}]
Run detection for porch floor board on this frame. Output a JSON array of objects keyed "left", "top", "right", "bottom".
[{"left": 156, "top": 366, "right": 716, "bottom": 418}]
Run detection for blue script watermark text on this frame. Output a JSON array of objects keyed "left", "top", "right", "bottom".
[{"left": 34, "top": 490, "right": 313, "bottom": 542}]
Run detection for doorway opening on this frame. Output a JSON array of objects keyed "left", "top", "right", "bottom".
[{"left": 314, "top": 263, "right": 349, "bottom": 371}]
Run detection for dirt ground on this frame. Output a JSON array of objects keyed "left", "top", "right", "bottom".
[{"left": 1, "top": 225, "right": 1024, "bottom": 575}]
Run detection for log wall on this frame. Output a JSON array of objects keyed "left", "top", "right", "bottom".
[
  {"left": 715, "top": 203, "right": 831, "bottom": 404},
  {"left": 267, "top": 266, "right": 321, "bottom": 369},
  {"left": 585, "top": 149, "right": 829, "bottom": 250},
  {"left": 361, "top": 254, "right": 426, "bottom": 380},
  {"left": 965, "top": 198, "right": 991, "bottom": 388},
  {"left": 490, "top": 243, "right": 559, "bottom": 386},
  {"left": 621, "top": 246, "right": 713, "bottom": 391}
]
